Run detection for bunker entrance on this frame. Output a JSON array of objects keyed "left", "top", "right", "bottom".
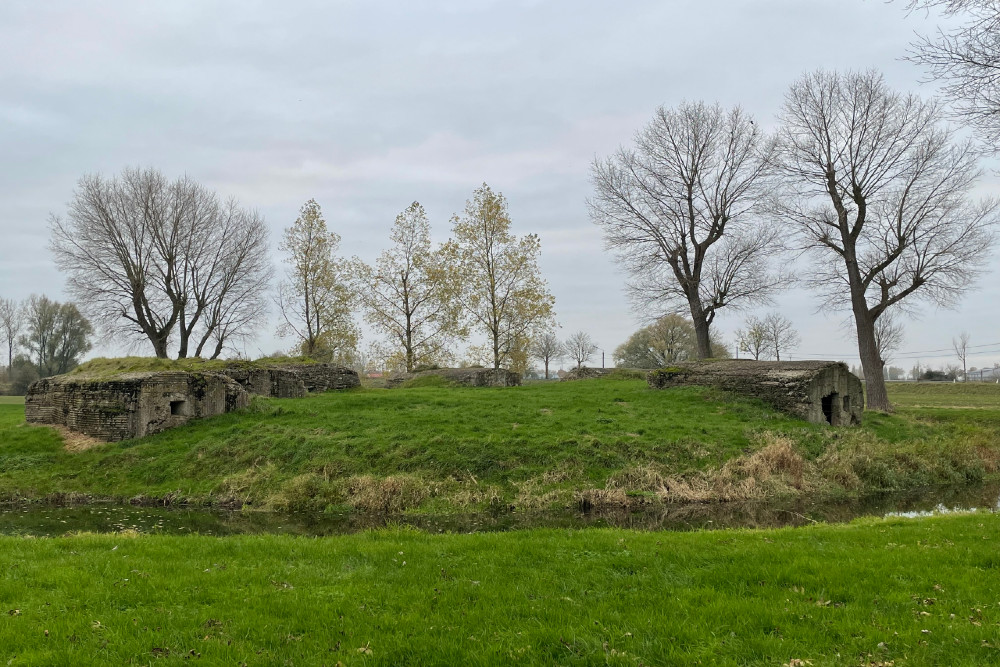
[
  {"left": 170, "top": 400, "right": 188, "bottom": 416},
  {"left": 821, "top": 393, "right": 837, "bottom": 425}
]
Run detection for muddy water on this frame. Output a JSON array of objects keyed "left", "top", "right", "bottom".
[{"left": 0, "top": 483, "right": 996, "bottom": 537}]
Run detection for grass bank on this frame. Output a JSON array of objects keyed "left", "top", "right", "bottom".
[
  {"left": 63, "top": 355, "right": 320, "bottom": 378},
  {"left": 1, "top": 513, "right": 998, "bottom": 665},
  {"left": 2, "top": 380, "right": 999, "bottom": 511}
]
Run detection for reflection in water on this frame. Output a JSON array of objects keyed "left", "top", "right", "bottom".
[{"left": 0, "top": 483, "right": 997, "bottom": 537}]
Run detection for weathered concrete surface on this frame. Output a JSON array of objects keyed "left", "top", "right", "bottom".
[
  {"left": 386, "top": 368, "right": 521, "bottom": 388},
  {"left": 560, "top": 367, "right": 656, "bottom": 381},
  {"left": 561, "top": 367, "right": 614, "bottom": 381},
  {"left": 220, "top": 367, "right": 307, "bottom": 398},
  {"left": 25, "top": 371, "right": 249, "bottom": 442},
  {"left": 264, "top": 363, "right": 360, "bottom": 393},
  {"left": 647, "top": 360, "right": 864, "bottom": 425}
]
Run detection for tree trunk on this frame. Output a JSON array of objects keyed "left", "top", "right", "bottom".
[
  {"left": 689, "top": 307, "right": 713, "bottom": 359},
  {"left": 544, "top": 359, "right": 550, "bottom": 380},
  {"left": 152, "top": 335, "right": 169, "bottom": 359},
  {"left": 854, "top": 311, "right": 891, "bottom": 411}
]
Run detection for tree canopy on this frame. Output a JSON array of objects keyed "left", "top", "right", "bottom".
[{"left": 50, "top": 167, "right": 270, "bottom": 359}]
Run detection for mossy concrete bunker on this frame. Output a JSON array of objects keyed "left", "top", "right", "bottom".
[
  {"left": 25, "top": 371, "right": 249, "bottom": 442},
  {"left": 25, "top": 363, "right": 360, "bottom": 442},
  {"left": 647, "top": 360, "right": 864, "bottom": 425}
]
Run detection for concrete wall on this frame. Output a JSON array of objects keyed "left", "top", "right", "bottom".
[
  {"left": 220, "top": 367, "right": 307, "bottom": 398},
  {"left": 386, "top": 368, "right": 521, "bottom": 388},
  {"left": 265, "top": 364, "right": 360, "bottom": 392}
]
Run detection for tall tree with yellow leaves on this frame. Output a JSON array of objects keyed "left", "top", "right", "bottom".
[
  {"left": 355, "top": 202, "right": 464, "bottom": 372},
  {"left": 276, "top": 199, "right": 358, "bottom": 360},
  {"left": 445, "top": 185, "right": 555, "bottom": 370}
]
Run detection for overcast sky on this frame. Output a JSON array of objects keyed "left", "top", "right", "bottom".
[{"left": 1, "top": 0, "right": 998, "bottom": 371}]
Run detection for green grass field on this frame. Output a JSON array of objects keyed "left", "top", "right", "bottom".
[
  {"left": 0, "top": 396, "right": 24, "bottom": 405},
  {"left": 889, "top": 380, "right": 1000, "bottom": 408},
  {"left": 1, "top": 379, "right": 998, "bottom": 511},
  {"left": 0, "top": 513, "right": 998, "bottom": 665},
  {"left": 2, "top": 380, "right": 999, "bottom": 664}
]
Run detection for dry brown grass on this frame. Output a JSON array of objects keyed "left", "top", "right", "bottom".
[
  {"left": 605, "top": 435, "right": 811, "bottom": 504},
  {"left": 54, "top": 426, "right": 106, "bottom": 453},
  {"left": 216, "top": 462, "right": 279, "bottom": 506},
  {"left": 342, "top": 475, "right": 429, "bottom": 513},
  {"left": 575, "top": 487, "right": 629, "bottom": 508}
]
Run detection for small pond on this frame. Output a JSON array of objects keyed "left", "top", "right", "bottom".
[{"left": 0, "top": 482, "right": 997, "bottom": 537}]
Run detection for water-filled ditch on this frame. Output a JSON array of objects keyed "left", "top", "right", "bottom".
[{"left": 0, "top": 483, "right": 996, "bottom": 537}]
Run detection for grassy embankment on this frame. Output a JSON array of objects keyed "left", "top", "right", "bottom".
[
  {"left": 1, "top": 368, "right": 999, "bottom": 511},
  {"left": 0, "top": 513, "right": 998, "bottom": 665}
]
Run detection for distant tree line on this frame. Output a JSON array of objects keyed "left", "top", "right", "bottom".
[
  {"left": 43, "top": 173, "right": 556, "bottom": 379},
  {"left": 0, "top": 294, "right": 93, "bottom": 394}
]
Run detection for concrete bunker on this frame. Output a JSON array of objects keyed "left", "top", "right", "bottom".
[
  {"left": 647, "top": 360, "right": 864, "bottom": 425},
  {"left": 25, "top": 362, "right": 362, "bottom": 442},
  {"left": 25, "top": 371, "right": 250, "bottom": 442}
]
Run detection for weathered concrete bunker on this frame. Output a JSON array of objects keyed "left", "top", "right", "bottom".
[
  {"left": 647, "top": 360, "right": 864, "bottom": 425},
  {"left": 386, "top": 367, "right": 521, "bottom": 388},
  {"left": 25, "top": 362, "right": 361, "bottom": 442},
  {"left": 25, "top": 371, "right": 250, "bottom": 442}
]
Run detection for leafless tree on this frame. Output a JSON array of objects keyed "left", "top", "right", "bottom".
[
  {"left": 0, "top": 297, "right": 23, "bottom": 370},
  {"left": 760, "top": 312, "right": 800, "bottom": 362},
  {"left": 530, "top": 331, "right": 564, "bottom": 379},
  {"left": 954, "top": 330, "right": 972, "bottom": 380},
  {"left": 903, "top": 1, "right": 1000, "bottom": 150},
  {"left": 775, "top": 70, "right": 998, "bottom": 410},
  {"left": 873, "top": 309, "right": 905, "bottom": 368},
  {"left": 590, "top": 101, "right": 788, "bottom": 359},
  {"left": 50, "top": 167, "right": 271, "bottom": 359},
  {"left": 565, "top": 331, "right": 598, "bottom": 370}
]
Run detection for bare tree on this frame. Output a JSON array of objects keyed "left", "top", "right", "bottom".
[
  {"left": 775, "top": 70, "right": 998, "bottom": 410},
  {"left": 760, "top": 312, "right": 800, "bottom": 362},
  {"left": 531, "top": 332, "right": 564, "bottom": 379},
  {"left": 954, "top": 330, "right": 972, "bottom": 380},
  {"left": 50, "top": 167, "right": 271, "bottom": 359},
  {"left": 735, "top": 317, "right": 770, "bottom": 360},
  {"left": 565, "top": 331, "right": 598, "bottom": 370},
  {"left": 903, "top": 1, "right": 1000, "bottom": 150},
  {"left": 873, "top": 309, "right": 905, "bottom": 369},
  {"left": 0, "top": 297, "right": 23, "bottom": 370},
  {"left": 590, "top": 101, "right": 787, "bottom": 359}
]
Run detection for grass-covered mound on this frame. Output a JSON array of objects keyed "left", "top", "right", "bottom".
[
  {"left": 2, "top": 379, "right": 999, "bottom": 511},
  {"left": 1, "top": 513, "right": 998, "bottom": 665},
  {"left": 65, "top": 355, "right": 319, "bottom": 378}
]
